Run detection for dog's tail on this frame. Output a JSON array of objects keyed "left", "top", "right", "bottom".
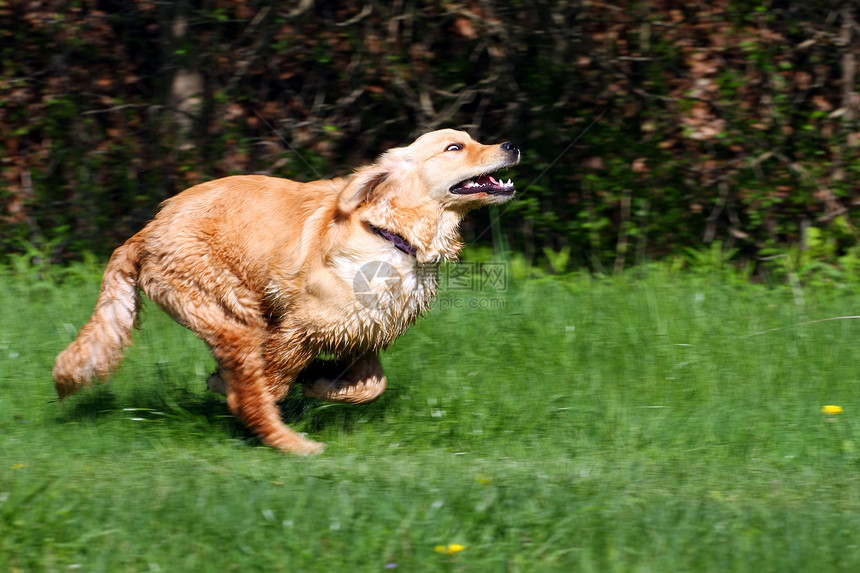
[{"left": 54, "top": 235, "right": 143, "bottom": 398}]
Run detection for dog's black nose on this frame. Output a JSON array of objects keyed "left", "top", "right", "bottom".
[{"left": 500, "top": 141, "right": 520, "bottom": 161}]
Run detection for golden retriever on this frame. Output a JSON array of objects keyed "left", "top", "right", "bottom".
[{"left": 53, "top": 129, "right": 520, "bottom": 454}]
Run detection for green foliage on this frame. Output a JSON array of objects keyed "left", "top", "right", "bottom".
[
  {"left": 681, "top": 241, "right": 742, "bottom": 277},
  {"left": 1, "top": 1, "right": 859, "bottom": 271}
]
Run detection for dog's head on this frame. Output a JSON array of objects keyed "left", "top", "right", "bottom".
[
  {"left": 338, "top": 129, "right": 520, "bottom": 215},
  {"left": 404, "top": 129, "right": 521, "bottom": 207}
]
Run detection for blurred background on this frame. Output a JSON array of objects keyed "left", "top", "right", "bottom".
[{"left": 1, "top": 0, "right": 858, "bottom": 274}]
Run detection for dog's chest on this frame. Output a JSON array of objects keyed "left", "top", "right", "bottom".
[{"left": 312, "top": 249, "right": 438, "bottom": 350}]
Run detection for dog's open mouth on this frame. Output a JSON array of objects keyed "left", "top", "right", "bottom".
[{"left": 450, "top": 174, "right": 515, "bottom": 196}]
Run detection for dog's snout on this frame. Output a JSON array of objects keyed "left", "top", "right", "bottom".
[{"left": 500, "top": 141, "right": 520, "bottom": 161}]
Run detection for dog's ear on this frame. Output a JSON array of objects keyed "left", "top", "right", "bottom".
[
  {"left": 337, "top": 147, "right": 411, "bottom": 215},
  {"left": 336, "top": 168, "right": 388, "bottom": 215}
]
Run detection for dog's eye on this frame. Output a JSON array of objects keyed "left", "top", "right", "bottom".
[{"left": 445, "top": 143, "right": 463, "bottom": 152}]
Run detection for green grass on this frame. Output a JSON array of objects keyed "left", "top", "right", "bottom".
[{"left": 2, "top": 264, "right": 860, "bottom": 571}]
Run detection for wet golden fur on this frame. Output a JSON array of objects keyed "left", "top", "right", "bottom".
[{"left": 53, "top": 129, "right": 519, "bottom": 454}]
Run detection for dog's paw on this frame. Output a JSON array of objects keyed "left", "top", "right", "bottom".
[{"left": 302, "top": 375, "right": 387, "bottom": 404}]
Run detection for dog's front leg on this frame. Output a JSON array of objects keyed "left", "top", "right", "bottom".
[{"left": 300, "top": 351, "right": 387, "bottom": 404}]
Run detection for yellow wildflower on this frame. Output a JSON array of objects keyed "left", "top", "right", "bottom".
[
  {"left": 435, "top": 544, "right": 466, "bottom": 555},
  {"left": 822, "top": 405, "right": 844, "bottom": 414}
]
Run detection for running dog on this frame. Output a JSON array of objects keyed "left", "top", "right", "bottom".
[{"left": 54, "top": 129, "right": 520, "bottom": 454}]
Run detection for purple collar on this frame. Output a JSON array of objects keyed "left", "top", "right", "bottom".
[{"left": 370, "top": 225, "right": 418, "bottom": 257}]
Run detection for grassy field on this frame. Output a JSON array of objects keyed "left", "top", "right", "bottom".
[{"left": 2, "top": 262, "right": 860, "bottom": 571}]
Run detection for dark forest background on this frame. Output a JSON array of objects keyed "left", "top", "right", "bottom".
[{"left": 2, "top": 0, "right": 859, "bottom": 274}]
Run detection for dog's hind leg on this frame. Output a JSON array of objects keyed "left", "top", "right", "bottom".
[
  {"left": 300, "top": 351, "right": 387, "bottom": 404},
  {"left": 143, "top": 275, "right": 323, "bottom": 455},
  {"left": 220, "top": 345, "right": 324, "bottom": 455},
  {"left": 203, "top": 326, "right": 323, "bottom": 456}
]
